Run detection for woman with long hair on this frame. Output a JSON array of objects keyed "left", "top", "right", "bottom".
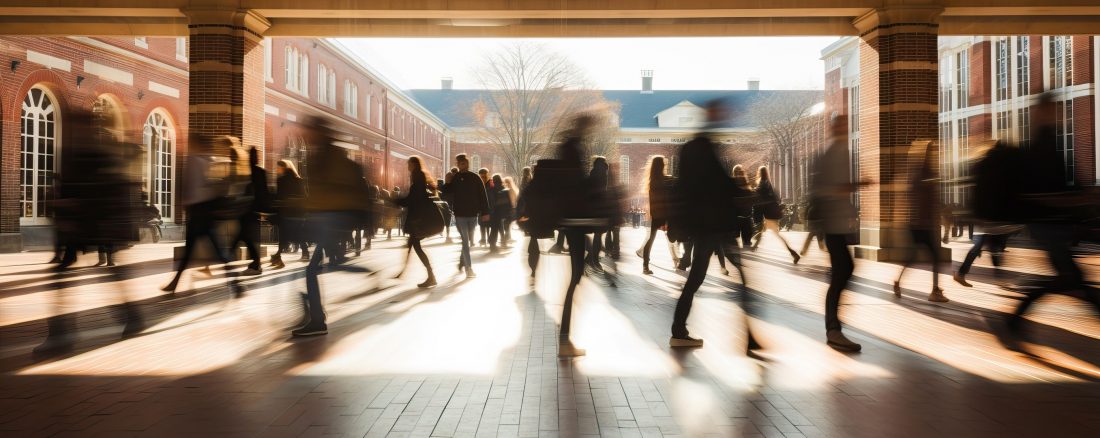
[
  {"left": 638, "top": 156, "right": 674, "bottom": 274},
  {"left": 270, "top": 159, "right": 307, "bottom": 268},
  {"left": 501, "top": 176, "right": 519, "bottom": 244},
  {"left": 395, "top": 156, "right": 438, "bottom": 288},
  {"left": 750, "top": 166, "right": 800, "bottom": 263}
]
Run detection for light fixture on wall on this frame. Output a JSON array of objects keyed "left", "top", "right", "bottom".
[
  {"left": 75, "top": 75, "right": 85, "bottom": 87},
  {"left": 137, "top": 91, "right": 144, "bottom": 100},
  {"left": 10, "top": 60, "right": 19, "bottom": 72}
]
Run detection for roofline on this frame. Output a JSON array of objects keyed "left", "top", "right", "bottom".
[
  {"left": 321, "top": 39, "right": 452, "bottom": 133},
  {"left": 820, "top": 36, "right": 858, "bottom": 60}
]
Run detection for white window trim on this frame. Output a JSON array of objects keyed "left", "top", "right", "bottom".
[
  {"left": 263, "top": 38, "right": 273, "bottom": 83},
  {"left": 144, "top": 110, "right": 177, "bottom": 221},
  {"left": 175, "top": 37, "right": 187, "bottom": 62},
  {"left": 134, "top": 37, "right": 148, "bottom": 49},
  {"left": 20, "top": 86, "right": 60, "bottom": 226}
]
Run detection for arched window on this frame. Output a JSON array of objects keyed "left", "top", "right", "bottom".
[
  {"left": 143, "top": 111, "right": 175, "bottom": 219},
  {"left": 471, "top": 154, "right": 481, "bottom": 171},
  {"left": 20, "top": 87, "right": 58, "bottom": 223}
]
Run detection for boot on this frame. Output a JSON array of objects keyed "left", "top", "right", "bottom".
[
  {"left": 418, "top": 272, "right": 437, "bottom": 289},
  {"left": 271, "top": 253, "right": 285, "bottom": 269},
  {"left": 95, "top": 252, "right": 107, "bottom": 267}
]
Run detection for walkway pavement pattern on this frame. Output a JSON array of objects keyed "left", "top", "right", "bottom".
[{"left": 1, "top": 229, "right": 1099, "bottom": 437}]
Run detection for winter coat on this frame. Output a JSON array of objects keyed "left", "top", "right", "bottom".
[{"left": 442, "top": 171, "right": 490, "bottom": 218}]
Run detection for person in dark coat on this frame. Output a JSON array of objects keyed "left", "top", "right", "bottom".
[
  {"left": 442, "top": 154, "right": 490, "bottom": 278},
  {"left": 667, "top": 100, "right": 758, "bottom": 353},
  {"left": 270, "top": 159, "right": 307, "bottom": 269},
  {"left": 478, "top": 168, "right": 495, "bottom": 247},
  {"left": 892, "top": 142, "right": 949, "bottom": 303},
  {"left": 394, "top": 156, "right": 439, "bottom": 288},
  {"left": 490, "top": 174, "right": 513, "bottom": 250},
  {"left": 230, "top": 146, "right": 270, "bottom": 275},
  {"left": 638, "top": 156, "right": 674, "bottom": 275},
  {"left": 750, "top": 166, "right": 800, "bottom": 263}
]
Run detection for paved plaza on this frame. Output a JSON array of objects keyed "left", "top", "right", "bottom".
[{"left": 1, "top": 228, "right": 1099, "bottom": 437}]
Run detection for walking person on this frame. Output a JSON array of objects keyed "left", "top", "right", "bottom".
[
  {"left": 490, "top": 174, "right": 514, "bottom": 250},
  {"left": 500, "top": 176, "right": 519, "bottom": 246},
  {"left": 638, "top": 156, "right": 675, "bottom": 275},
  {"left": 667, "top": 100, "right": 758, "bottom": 351},
  {"left": 478, "top": 168, "right": 494, "bottom": 247},
  {"left": 294, "top": 117, "right": 366, "bottom": 337},
  {"left": 442, "top": 154, "right": 491, "bottom": 278},
  {"left": 230, "top": 146, "right": 270, "bottom": 276},
  {"left": 162, "top": 135, "right": 234, "bottom": 293},
  {"left": 892, "top": 142, "right": 949, "bottom": 303},
  {"left": 751, "top": 166, "right": 800, "bottom": 264},
  {"left": 799, "top": 200, "right": 827, "bottom": 256},
  {"left": 814, "top": 114, "right": 872, "bottom": 352},
  {"left": 270, "top": 159, "right": 307, "bottom": 269},
  {"left": 394, "top": 156, "right": 442, "bottom": 288},
  {"left": 517, "top": 165, "right": 555, "bottom": 283},
  {"left": 955, "top": 140, "right": 1025, "bottom": 287}
]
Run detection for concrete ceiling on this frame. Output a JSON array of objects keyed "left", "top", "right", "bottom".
[{"left": 0, "top": 1, "right": 1097, "bottom": 36}]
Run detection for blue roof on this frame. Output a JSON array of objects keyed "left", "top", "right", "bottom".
[{"left": 407, "top": 89, "right": 823, "bottom": 129}]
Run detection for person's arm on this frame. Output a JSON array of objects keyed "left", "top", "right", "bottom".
[{"left": 475, "top": 179, "right": 491, "bottom": 220}]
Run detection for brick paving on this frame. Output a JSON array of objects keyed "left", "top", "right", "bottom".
[{"left": 2, "top": 228, "right": 1099, "bottom": 437}]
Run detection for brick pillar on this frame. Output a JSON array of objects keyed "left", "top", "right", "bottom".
[
  {"left": 184, "top": 8, "right": 268, "bottom": 150},
  {"left": 853, "top": 6, "right": 942, "bottom": 261}
]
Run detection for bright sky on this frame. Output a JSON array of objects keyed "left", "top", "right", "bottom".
[{"left": 337, "top": 37, "right": 839, "bottom": 91}]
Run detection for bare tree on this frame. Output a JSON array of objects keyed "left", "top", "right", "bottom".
[
  {"left": 470, "top": 43, "right": 610, "bottom": 177},
  {"left": 749, "top": 92, "right": 823, "bottom": 198}
]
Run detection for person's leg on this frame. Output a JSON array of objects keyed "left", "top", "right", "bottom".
[
  {"left": 956, "top": 234, "right": 985, "bottom": 278},
  {"left": 412, "top": 238, "right": 435, "bottom": 286},
  {"left": 298, "top": 214, "right": 332, "bottom": 334},
  {"left": 241, "top": 214, "right": 261, "bottom": 271},
  {"left": 489, "top": 220, "right": 501, "bottom": 250},
  {"left": 456, "top": 217, "right": 476, "bottom": 272},
  {"left": 800, "top": 231, "right": 814, "bottom": 255},
  {"left": 527, "top": 236, "right": 540, "bottom": 274},
  {"left": 678, "top": 240, "right": 694, "bottom": 270},
  {"left": 672, "top": 239, "right": 715, "bottom": 340},
  {"left": 894, "top": 231, "right": 918, "bottom": 291},
  {"left": 560, "top": 230, "right": 586, "bottom": 353},
  {"left": 588, "top": 232, "right": 604, "bottom": 267},
  {"left": 824, "top": 234, "right": 853, "bottom": 333},
  {"left": 989, "top": 234, "right": 1008, "bottom": 268},
  {"left": 642, "top": 226, "right": 658, "bottom": 268},
  {"left": 165, "top": 214, "right": 202, "bottom": 290},
  {"left": 916, "top": 230, "right": 941, "bottom": 291}
]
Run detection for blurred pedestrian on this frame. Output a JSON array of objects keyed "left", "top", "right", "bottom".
[
  {"left": 501, "top": 176, "right": 518, "bottom": 245},
  {"left": 229, "top": 146, "right": 270, "bottom": 276},
  {"left": 638, "top": 156, "right": 675, "bottom": 275},
  {"left": 893, "top": 142, "right": 949, "bottom": 303},
  {"left": 442, "top": 154, "right": 490, "bottom": 278},
  {"left": 490, "top": 174, "right": 512, "bottom": 250},
  {"left": 270, "top": 159, "right": 307, "bottom": 269},
  {"left": 478, "top": 168, "right": 494, "bottom": 247},
  {"left": 394, "top": 156, "right": 442, "bottom": 288},
  {"left": 751, "top": 166, "right": 800, "bottom": 264}
]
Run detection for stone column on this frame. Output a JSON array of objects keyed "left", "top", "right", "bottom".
[
  {"left": 853, "top": 6, "right": 942, "bottom": 261},
  {"left": 184, "top": 8, "right": 269, "bottom": 150}
]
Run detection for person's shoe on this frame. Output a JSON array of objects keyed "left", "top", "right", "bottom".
[
  {"left": 671, "top": 256, "right": 681, "bottom": 266},
  {"left": 953, "top": 273, "right": 972, "bottom": 287},
  {"left": 198, "top": 266, "right": 214, "bottom": 277},
  {"left": 94, "top": 255, "right": 106, "bottom": 267},
  {"left": 292, "top": 323, "right": 328, "bottom": 337},
  {"left": 928, "top": 289, "right": 949, "bottom": 303},
  {"left": 636, "top": 248, "right": 644, "bottom": 258},
  {"left": 489, "top": 245, "right": 498, "bottom": 253},
  {"left": 299, "top": 250, "right": 310, "bottom": 262},
  {"left": 559, "top": 341, "right": 586, "bottom": 357},
  {"left": 466, "top": 269, "right": 477, "bottom": 279},
  {"left": 721, "top": 267, "right": 730, "bottom": 276},
  {"left": 548, "top": 245, "right": 563, "bottom": 254},
  {"left": 241, "top": 268, "right": 262, "bottom": 276},
  {"left": 445, "top": 238, "right": 454, "bottom": 244},
  {"left": 160, "top": 280, "right": 178, "bottom": 293},
  {"left": 642, "top": 266, "right": 653, "bottom": 275},
  {"left": 418, "top": 275, "right": 437, "bottom": 289},
  {"left": 826, "top": 330, "right": 861, "bottom": 352},
  {"left": 271, "top": 259, "right": 286, "bottom": 270},
  {"left": 669, "top": 336, "right": 704, "bottom": 347},
  {"left": 893, "top": 281, "right": 902, "bottom": 297},
  {"left": 790, "top": 250, "right": 801, "bottom": 265}
]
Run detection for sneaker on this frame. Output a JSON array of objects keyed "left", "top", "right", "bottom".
[
  {"left": 928, "top": 290, "right": 949, "bottom": 303},
  {"left": 791, "top": 251, "right": 801, "bottom": 265},
  {"left": 292, "top": 323, "right": 328, "bottom": 337},
  {"left": 558, "top": 341, "right": 586, "bottom": 357},
  {"left": 160, "top": 280, "right": 178, "bottom": 293},
  {"left": 635, "top": 248, "right": 644, "bottom": 258},
  {"left": 466, "top": 270, "right": 477, "bottom": 279},
  {"left": 669, "top": 336, "right": 704, "bottom": 347},
  {"left": 271, "top": 260, "right": 286, "bottom": 270},
  {"left": 826, "top": 330, "right": 861, "bottom": 352},
  {"left": 418, "top": 276, "right": 437, "bottom": 288},
  {"left": 893, "top": 280, "right": 902, "bottom": 297},
  {"left": 241, "top": 268, "right": 262, "bottom": 276},
  {"left": 548, "top": 245, "right": 563, "bottom": 254},
  {"left": 953, "top": 273, "right": 972, "bottom": 287},
  {"left": 642, "top": 267, "right": 653, "bottom": 275}
]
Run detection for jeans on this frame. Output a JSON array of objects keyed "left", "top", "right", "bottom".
[
  {"left": 672, "top": 234, "right": 744, "bottom": 338},
  {"left": 897, "top": 228, "right": 941, "bottom": 290},
  {"left": 560, "top": 229, "right": 587, "bottom": 340},
  {"left": 455, "top": 216, "right": 478, "bottom": 269},
  {"left": 304, "top": 211, "right": 355, "bottom": 326},
  {"left": 957, "top": 234, "right": 1008, "bottom": 276},
  {"left": 527, "top": 237, "right": 540, "bottom": 272},
  {"left": 825, "top": 234, "right": 853, "bottom": 331}
]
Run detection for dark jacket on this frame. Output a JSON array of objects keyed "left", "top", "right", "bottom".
[
  {"left": 672, "top": 134, "right": 741, "bottom": 236},
  {"left": 493, "top": 188, "right": 514, "bottom": 221},
  {"left": 247, "top": 165, "right": 272, "bottom": 214},
  {"left": 753, "top": 180, "right": 782, "bottom": 221},
  {"left": 648, "top": 176, "right": 673, "bottom": 226},
  {"left": 396, "top": 177, "right": 441, "bottom": 237},
  {"left": 306, "top": 146, "right": 366, "bottom": 212},
  {"left": 275, "top": 173, "right": 306, "bottom": 218},
  {"left": 442, "top": 170, "right": 490, "bottom": 217}
]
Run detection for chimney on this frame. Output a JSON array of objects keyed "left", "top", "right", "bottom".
[
  {"left": 641, "top": 70, "right": 653, "bottom": 94},
  {"left": 441, "top": 76, "right": 453, "bottom": 90},
  {"left": 747, "top": 78, "right": 760, "bottom": 91}
]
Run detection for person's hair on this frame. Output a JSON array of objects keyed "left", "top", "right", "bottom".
[
  {"left": 408, "top": 155, "right": 435, "bottom": 189},
  {"left": 520, "top": 166, "right": 533, "bottom": 188},
  {"left": 757, "top": 166, "right": 770, "bottom": 184},
  {"left": 492, "top": 174, "right": 503, "bottom": 185},
  {"left": 450, "top": 167, "right": 459, "bottom": 174},
  {"left": 248, "top": 146, "right": 260, "bottom": 166},
  {"left": 478, "top": 168, "right": 489, "bottom": 175},
  {"left": 277, "top": 159, "right": 300, "bottom": 178},
  {"left": 643, "top": 155, "right": 667, "bottom": 193},
  {"left": 732, "top": 164, "right": 746, "bottom": 178},
  {"left": 503, "top": 176, "right": 518, "bottom": 206},
  {"left": 590, "top": 156, "right": 609, "bottom": 186},
  {"left": 456, "top": 154, "right": 468, "bottom": 163},
  {"left": 732, "top": 164, "right": 751, "bottom": 190}
]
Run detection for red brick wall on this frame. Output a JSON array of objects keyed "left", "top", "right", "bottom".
[
  {"left": 1074, "top": 95, "right": 1095, "bottom": 185},
  {"left": 0, "top": 36, "right": 188, "bottom": 233},
  {"left": 1029, "top": 35, "right": 1044, "bottom": 95},
  {"left": 969, "top": 41, "right": 991, "bottom": 106},
  {"left": 1073, "top": 36, "right": 1093, "bottom": 86}
]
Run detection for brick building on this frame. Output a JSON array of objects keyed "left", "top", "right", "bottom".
[
  {"left": 820, "top": 35, "right": 1098, "bottom": 258},
  {"left": 409, "top": 75, "right": 823, "bottom": 209},
  {"left": 0, "top": 37, "right": 450, "bottom": 252}
]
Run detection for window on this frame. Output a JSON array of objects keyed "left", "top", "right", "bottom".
[
  {"left": 471, "top": 155, "right": 481, "bottom": 171},
  {"left": 671, "top": 137, "right": 686, "bottom": 143},
  {"left": 957, "top": 122, "right": 970, "bottom": 205},
  {"left": 1049, "top": 36, "right": 1073, "bottom": 90},
  {"left": 1055, "top": 100, "right": 1074, "bottom": 184},
  {"left": 317, "top": 64, "right": 335, "bottom": 107},
  {"left": 134, "top": 37, "right": 148, "bottom": 48},
  {"left": 493, "top": 155, "right": 503, "bottom": 173},
  {"left": 20, "top": 88, "right": 57, "bottom": 223},
  {"left": 176, "top": 37, "right": 187, "bottom": 61},
  {"left": 619, "top": 137, "right": 632, "bottom": 143},
  {"left": 940, "top": 54, "right": 954, "bottom": 111},
  {"left": 668, "top": 155, "right": 677, "bottom": 177},
  {"left": 143, "top": 111, "right": 175, "bottom": 219},
  {"left": 284, "top": 46, "right": 308, "bottom": 95},
  {"left": 648, "top": 138, "right": 661, "bottom": 143},
  {"left": 848, "top": 85, "right": 860, "bottom": 133},
  {"left": 344, "top": 80, "right": 358, "bottom": 117},
  {"left": 1016, "top": 36, "right": 1029, "bottom": 97},
  {"left": 1017, "top": 107, "right": 1031, "bottom": 148},
  {"left": 955, "top": 50, "right": 968, "bottom": 108},
  {"left": 996, "top": 38, "right": 1010, "bottom": 101},
  {"left": 263, "top": 38, "right": 272, "bottom": 82},
  {"left": 365, "top": 93, "right": 372, "bottom": 125},
  {"left": 618, "top": 155, "right": 631, "bottom": 185},
  {"left": 996, "top": 110, "right": 1012, "bottom": 140}
]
